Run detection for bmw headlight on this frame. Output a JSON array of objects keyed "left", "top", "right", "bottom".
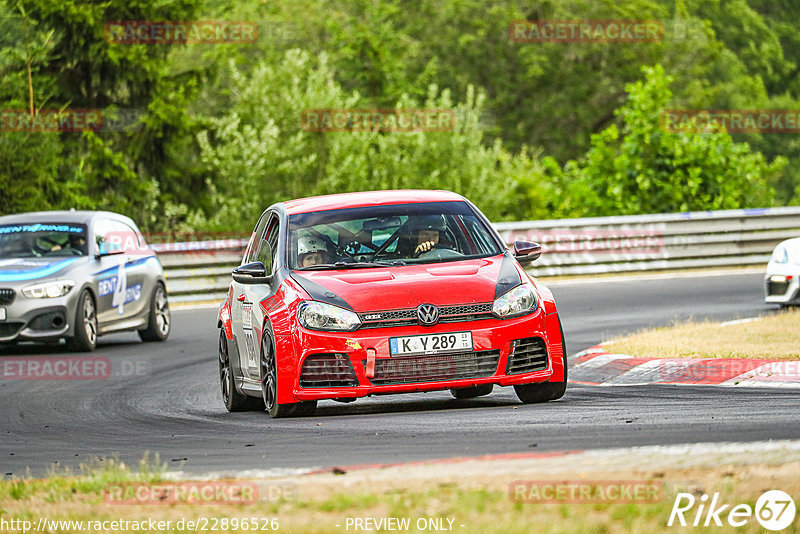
[
  {"left": 772, "top": 247, "right": 789, "bottom": 264},
  {"left": 492, "top": 284, "right": 537, "bottom": 318},
  {"left": 297, "top": 301, "right": 361, "bottom": 331},
  {"left": 22, "top": 279, "right": 75, "bottom": 299}
]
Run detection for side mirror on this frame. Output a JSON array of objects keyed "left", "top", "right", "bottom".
[
  {"left": 232, "top": 261, "right": 273, "bottom": 284},
  {"left": 512, "top": 240, "right": 542, "bottom": 264}
]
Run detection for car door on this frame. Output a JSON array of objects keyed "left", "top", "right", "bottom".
[
  {"left": 112, "top": 219, "right": 150, "bottom": 319},
  {"left": 230, "top": 212, "right": 272, "bottom": 380},
  {"left": 242, "top": 214, "right": 281, "bottom": 380},
  {"left": 92, "top": 218, "right": 131, "bottom": 325}
]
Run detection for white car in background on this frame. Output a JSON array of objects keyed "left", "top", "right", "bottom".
[
  {"left": 0, "top": 211, "right": 170, "bottom": 351},
  {"left": 765, "top": 237, "right": 800, "bottom": 306}
]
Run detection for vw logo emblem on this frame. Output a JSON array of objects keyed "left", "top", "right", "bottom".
[{"left": 417, "top": 304, "right": 439, "bottom": 326}]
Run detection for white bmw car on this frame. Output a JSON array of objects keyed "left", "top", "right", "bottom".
[
  {"left": 0, "top": 210, "right": 170, "bottom": 351},
  {"left": 765, "top": 237, "right": 800, "bottom": 306}
]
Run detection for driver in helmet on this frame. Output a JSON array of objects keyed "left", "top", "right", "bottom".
[
  {"left": 297, "top": 235, "right": 329, "bottom": 267},
  {"left": 67, "top": 233, "right": 87, "bottom": 255},
  {"left": 411, "top": 214, "right": 447, "bottom": 257}
]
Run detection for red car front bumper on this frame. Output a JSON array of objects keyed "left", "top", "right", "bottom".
[{"left": 275, "top": 308, "right": 565, "bottom": 403}]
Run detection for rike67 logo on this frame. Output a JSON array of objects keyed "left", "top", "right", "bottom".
[{"left": 668, "top": 490, "right": 796, "bottom": 530}]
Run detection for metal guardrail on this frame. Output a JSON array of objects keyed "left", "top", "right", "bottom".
[
  {"left": 495, "top": 206, "right": 800, "bottom": 276},
  {"left": 160, "top": 207, "right": 800, "bottom": 302}
]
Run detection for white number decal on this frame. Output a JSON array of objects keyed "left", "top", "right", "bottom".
[{"left": 111, "top": 264, "right": 127, "bottom": 315}]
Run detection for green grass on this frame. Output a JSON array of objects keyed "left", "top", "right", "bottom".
[
  {"left": 315, "top": 492, "right": 380, "bottom": 512},
  {"left": 2, "top": 456, "right": 798, "bottom": 533},
  {"left": 0, "top": 453, "right": 166, "bottom": 503}
]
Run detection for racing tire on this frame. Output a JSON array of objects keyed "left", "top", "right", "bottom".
[
  {"left": 219, "top": 330, "right": 263, "bottom": 412},
  {"left": 450, "top": 384, "right": 493, "bottom": 399},
  {"left": 294, "top": 400, "right": 318, "bottom": 417},
  {"left": 138, "top": 283, "right": 170, "bottom": 342},
  {"left": 514, "top": 317, "right": 568, "bottom": 404},
  {"left": 260, "top": 333, "right": 312, "bottom": 418},
  {"left": 67, "top": 289, "right": 97, "bottom": 352}
]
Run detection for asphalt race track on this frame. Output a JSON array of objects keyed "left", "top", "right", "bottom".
[{"left": 2, "top": 271, "right": 798, "bottom": 477}]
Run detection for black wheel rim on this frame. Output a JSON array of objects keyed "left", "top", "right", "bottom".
[
  {"left": 155, "top": 286, "right": 170, "bottom": 336},
  {"left": 83, "top": 294, "right": 97, "bottom": 345},
  {"left": 261, "top": 340, "right": 277, "bottom": 411},
  {"left": 219, "top": 332, "right": 231, "bottom": 404}
]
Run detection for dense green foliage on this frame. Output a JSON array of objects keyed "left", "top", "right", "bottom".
[
  {"left": 563, "top": 65, "right": 785, "bottom": 216},
  {"left": 1, "top": 0, "right": 798, "bottom": 231}
]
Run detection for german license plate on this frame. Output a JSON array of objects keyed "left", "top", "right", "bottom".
[
  {"left": 389, "top": 332, "right": 472, "bottom": 356},
  {"left": 0, "top": 308, "right": 5, "bottom": 321}
]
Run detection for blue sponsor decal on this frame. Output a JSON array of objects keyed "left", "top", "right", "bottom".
[
  {"left": 98, "top": 264, "right": 144, "bottom": 314},
  {"left": 123, "top": 283, "right": 142, "bottom": 305},
  {"left": 92, "top": 256, "right": 156, "bottom": 277},
  {"left": 98, "top": 277, "right": 142, "bottom": 304},
  {"left": 0, "top": 258, "right": 79, "bottom": 281},
  {"left": 98, "top": 276, "right": 117, "bottom": 297},
  {"left": 0, "top": 224, "right": 84, "bottom": 234}
]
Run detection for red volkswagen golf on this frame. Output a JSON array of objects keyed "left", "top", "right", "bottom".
[{"left": 217, "top": 190, "right": 567, "bottom": 417}]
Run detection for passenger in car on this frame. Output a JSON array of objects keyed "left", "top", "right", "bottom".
[{"left": 66, "top": 234, "right": 87, "bottom": 255}]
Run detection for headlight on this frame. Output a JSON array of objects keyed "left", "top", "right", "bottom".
[
  {"left": 772, "top": 247, "right": 789, "bottom": 264},
  {"left": 492, "top": 284, "right": 537, "bottom": 318},
  {"left": 22, "top": 280, "right": 75, "bottom": 299},
  {"left": 297, "top": 301, "right": 361, "bottom": 331}
]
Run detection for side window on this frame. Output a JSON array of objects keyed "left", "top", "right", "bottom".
[
  {"left": 94, "top": 219, "right": 119, "bottom": 254},
  {"left": 464, "top": 217, "right": 494, "bottom": 254},
  {"left": 255, "top": 217, "right": 280, "bottom": 274},
  {"left": 94, "top": 219, "right": 144, "bottom": 255},
  {"left": 114, "top": 221, "right": 141, "bottom": 252},
  {"left": 244, "top": 213, "right": 270, "bottom": 264},
  {"left": 266, "top": 219, "right": 280, "bottom": 268}
]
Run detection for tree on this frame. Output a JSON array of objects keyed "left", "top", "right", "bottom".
[
  {"left": 0, "top": 0, "right": 203, "bottom": 228},
  {"left": 564, "top": 65, "right": 784, "bottom": 215},
  {"left": 195, "top": 50, "right": 552, "bottom": 231}
]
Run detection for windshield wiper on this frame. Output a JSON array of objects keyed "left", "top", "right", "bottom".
[{"left": 299, "top": 261, "right": 391, "bottom": 270}]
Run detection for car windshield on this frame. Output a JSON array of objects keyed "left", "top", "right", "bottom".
[
  {"left": 0, "top": 223, "right": 89, "bottom": 258},
  {"left": 288, "top": 201, "right": 503, "bottom": 270}
]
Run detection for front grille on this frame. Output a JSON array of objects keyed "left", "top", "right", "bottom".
[
  {"left": 299, "top": 353, "right": 359, "bottom": 388},
  {"left": 367, "top": 350, "right": 500, "bottom": 385},
  {"left": 440, "top": 303, "right": 494, "bottom": 323},
  {"left": 359, "top": 303, "right": 493, "bottom": 329},
  {"left": 0, "top": 322, "right": 24, "bottom": 339},
  {"left": 506, "top": 337, "right": 549, "bottom": 375},
  {"left": 767, "top": 281, "right": 790, "bottom": 296},
  {"left": 0, "top": 288, "right": 15, "bottom": 306},
  {"left": 359, "top": 308, "right": 416, "bottom": 328}
]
